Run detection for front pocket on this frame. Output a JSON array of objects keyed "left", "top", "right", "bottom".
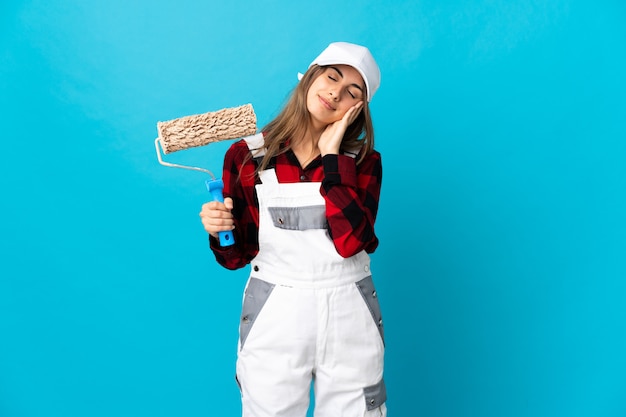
[
  {"left": 355, "top": 275, "right": 385, "bottom": 345},
  {"left": 239, "top": 278, "right": 275, "bottom": 350},
  {"left": 267, "top": 205, "right": 327, "bottom": 230}
]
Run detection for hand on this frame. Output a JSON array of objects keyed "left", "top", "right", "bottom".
[
  {"left": 199, "top": 197, "right": 235, "bottom": 239},
  {"left": 318, "top": 101, "right": 364, "bottom": 156}
]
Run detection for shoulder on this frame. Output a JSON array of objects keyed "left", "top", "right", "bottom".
[
  {"left": 366, "top": 148, "right": 381, "bottom": 160},
  {"left": 360, "top": 148, "right": 382, "bottom": 167},
  {"left": 227, "top": 138, "right": 253, "bottom": 153},
  {"left": 223, "top": 138, "right": 262, "bottom": 187},
  {"left": 225, "top": 138, "right": 253, "bottom": 162},
  {"left": 226, "top": 133, "right": 265, "bottom": 158},
  {"left": 356, "top": 149, "right": 382, "bottom": 180}
]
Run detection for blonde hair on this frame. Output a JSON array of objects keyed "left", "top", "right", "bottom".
[{"left": 251, "top": 64, "right": 375, "bottom": 174}]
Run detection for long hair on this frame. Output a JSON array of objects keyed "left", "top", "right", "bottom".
[{"left": 250, "top": 64, "right": 375, "bottom": 174}]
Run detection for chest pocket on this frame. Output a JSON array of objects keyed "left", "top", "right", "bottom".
[{"left": 268, "top": 205, "right": 327, "bottom": 230}]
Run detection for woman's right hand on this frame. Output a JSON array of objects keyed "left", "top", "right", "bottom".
[{"left": 199, "top": 197, "right": 235, "bottom": 239}]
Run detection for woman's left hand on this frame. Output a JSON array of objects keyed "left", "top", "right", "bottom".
[{"left": 318, "top": 101, "right": 364, "bottom": 156}]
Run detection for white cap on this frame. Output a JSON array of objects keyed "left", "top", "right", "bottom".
[{"left": 301, "top": 42, "right": 381, "bottom": 101}]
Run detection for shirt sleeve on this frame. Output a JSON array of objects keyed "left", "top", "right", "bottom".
[
  {"left": 320, "top": 150, "right": 382, "bottom": 258},
  {"left": 209, "top": 140, "right": 260, "bottom": 270}
]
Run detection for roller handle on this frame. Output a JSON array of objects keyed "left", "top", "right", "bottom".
[{"left": 205, "top": 179, "right": 235, "bottom": 247}]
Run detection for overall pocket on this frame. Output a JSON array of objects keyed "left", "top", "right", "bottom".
[
  {"left": 267, "top": 205, "right": 327, "bottom": 230},
  {"left": 239, "top": 278, "right": 275, "bottom": 350},
  {"left": 364, "top": 378, "right": 387, "bottom": 413},
  {"left": 355, "top": 275, "right": 385, "bottom": 345}
]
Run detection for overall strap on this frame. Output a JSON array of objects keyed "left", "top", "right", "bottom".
[
  {"left": 244, "top": 133, "right": 278, "bottom": 184},
  {"left": 258, "top": 168, "right": 278, "bottom": 184},
  {"left": 243, "top": 133, "right": 266, "bottom": 163}
]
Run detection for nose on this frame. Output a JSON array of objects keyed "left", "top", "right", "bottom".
[{"left": 328, "top": 89, "right": 339, "bottom": 101}]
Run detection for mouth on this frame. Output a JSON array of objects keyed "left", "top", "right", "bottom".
[{"left": 318, "top": 95, "right": 335, "bottom": 110}]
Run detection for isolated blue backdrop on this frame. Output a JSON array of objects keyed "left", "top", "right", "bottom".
[{"left": 1, "top": 1, "right": 625, "bottom": 416}]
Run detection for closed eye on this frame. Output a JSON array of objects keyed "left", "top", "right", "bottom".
[{"left": 326, "top": 67, "right": 363, "bottom": 99}]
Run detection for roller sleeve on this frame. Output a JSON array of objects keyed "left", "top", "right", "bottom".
[{"left": 157, "top": 104, "right": 257, "bottom": 154}]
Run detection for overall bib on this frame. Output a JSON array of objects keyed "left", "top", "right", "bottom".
[{"left": 235, "top": 140, "right": 387, "bottom": 417}]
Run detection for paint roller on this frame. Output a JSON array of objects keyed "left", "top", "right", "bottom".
[{"left": 155, "top": 103, "right": 258, "bottom": 246}]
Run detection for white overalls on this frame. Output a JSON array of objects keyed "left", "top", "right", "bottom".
[{"left": 235, "top": 136, "right": 387, "bottom": 417}]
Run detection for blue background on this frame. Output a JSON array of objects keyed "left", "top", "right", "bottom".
[{"left": 1, "top": 1, "right": 625, "bottom": 416}]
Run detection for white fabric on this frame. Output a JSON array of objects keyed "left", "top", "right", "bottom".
[
  {"left": 236, "top": 168, "right": 386, "bottom": 417},
  {"left": 251, "top": 169, "right": 371, "bottom": 288},
  {"left": 242, "top": 133, "right": 266, "bottom": 158}
]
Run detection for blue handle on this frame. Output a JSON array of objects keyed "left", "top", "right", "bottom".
[{"left": 205, "top": 178, "right": 235, "bottom": 247}]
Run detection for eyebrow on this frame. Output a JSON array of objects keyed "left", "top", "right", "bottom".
[{"left": 329, "top": 66, "right": 364, "bottom": 92}]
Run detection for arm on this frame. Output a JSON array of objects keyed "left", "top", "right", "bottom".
[
  {"left": 200, "top": 140, "right": 260, "bottom": 270},
  {"left": 321, "top": 150, "right": 382, "bottom": 257},
  {"left": 317, "top": 102, "right": 381, "bottom": 257}
]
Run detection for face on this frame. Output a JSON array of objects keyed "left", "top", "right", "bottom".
[{"left": 306, "top": 64, "right": 365, "bottom": 129}]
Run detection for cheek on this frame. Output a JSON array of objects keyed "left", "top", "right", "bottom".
[
  {"left": 305, "top": 90, "right": 317, "bottom": 113},
  {"left": 336, "top": 107, "right": 350, "bottom": 119},
  {"left": 336, "top": 102, "right": 355, "bottom": 117}
]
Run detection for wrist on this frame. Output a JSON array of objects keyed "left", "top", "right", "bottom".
[{"left": 320, "top": 149, "right": 339, "bottom": 157}]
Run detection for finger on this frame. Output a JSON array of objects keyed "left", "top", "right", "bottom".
[
  {"left": 355, "top": 100, "right": 364, "bottom": 115},
  {"left": 199, "top": 201, "right": 235, "bottom": 236},
  {"left": 201, "top": 215, "right": 235, "bottom": 232},
  {"left": 200, "top": 210, "right": 232, "bottom": 226},
  {"left": 203, "top": 216, "right": 234, "bottom": 228},
  {"left": 202, "top": 223, "right": 234, "bottom": 238},
  {"left": 201, "top": 201, "right": 224, "bottom": 211},
  {"left": 348, "top": 102, "right": 364, "bottom": 122},
  {"left": 202, "top": 208, "right": 233, "bottom": 220},
  {"left": 341, "top": 102, "right": 362, "bottom": 126},
  {"left": 200, "top": 199, "right": 233, "bottom": 214}
]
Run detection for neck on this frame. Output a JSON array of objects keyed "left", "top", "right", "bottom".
[{"left": 292, "top": 128, "right": 321, "bottom": 168}]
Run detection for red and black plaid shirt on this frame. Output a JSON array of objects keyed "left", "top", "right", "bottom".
[{"left": 209, "top": 139, "right": 382, "bottom": 270}]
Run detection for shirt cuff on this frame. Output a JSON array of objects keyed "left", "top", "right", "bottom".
[
  {"left": 209, "top": 234, "right": 234, "bottom": 253},
  {"left": 322, "top": 154, "right": 358, "bottom": 188}
]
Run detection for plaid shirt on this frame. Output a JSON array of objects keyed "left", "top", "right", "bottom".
[{"left": 209, "top": 139, "right": 382, "bottom": 270}]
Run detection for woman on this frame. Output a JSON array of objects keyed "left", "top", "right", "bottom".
[{"left": 200, "top": 42, "right": 386, "bottom": 417}]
